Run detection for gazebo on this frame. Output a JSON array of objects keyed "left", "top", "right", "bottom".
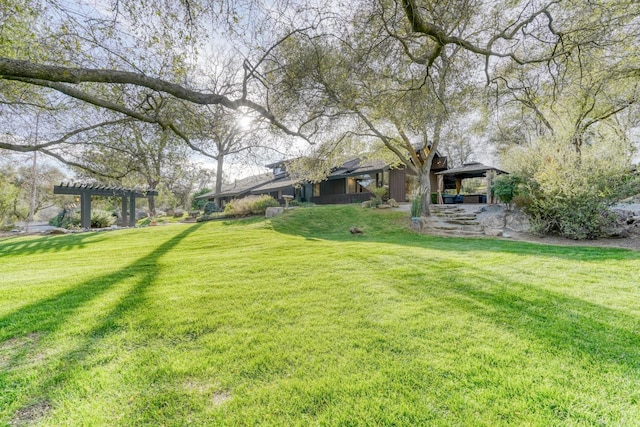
[{"left": 435, "top": 162, "right": 507, "bottom": 204}]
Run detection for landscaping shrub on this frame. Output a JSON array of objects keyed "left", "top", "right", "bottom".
[
  {"left": 49, "top": 208, "right": 81, "bottom": 229},
  {"left": 91, "top": 209, "right": 116, "bottom": 228},
  {"left": 49, "top": 208, "right": 117, "bottom": 229},
  {"left": 191, "top": 188, "right": 212, "bottom": 210},
  {"left": 503, "top": 134, "right": 640, "bottom": 239},
  {"left": 492, "top": 174, "right": 521, "bottom": 210},
  {"left": 370, "top": 187, "right": 387, "bottom": 208},
  {"left": 410, "top": 195, "right": 422, "bottom": 218},
  {"left": 203, "top": 201, "right": 222, "bottom": 214},
  {"left": 224, "top": 195, "right": 280, "bottom": 216}
]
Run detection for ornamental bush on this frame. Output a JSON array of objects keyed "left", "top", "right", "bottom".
[
  {"left": 49, "top": 206, "right": 81, "bottom": 229},
  {"left": 410, "top": 195, "right": 422, "bottom": 218},
  {"left": 503, "top": 134, "right": 640, "bottom": 240},
  {"left": 203, "top": 201, "right": 222, "bottom": 214},
  {"left": 223, "top": 195, "right": 280, "bottom": 216},
  {"left": 492, "top": 174, "right": 521, "bottom": 210},
  {"left": 91, "top": 209, "right": 116, "bottom": 228}
]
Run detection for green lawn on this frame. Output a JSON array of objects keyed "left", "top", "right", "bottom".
[{"left": 1, "top": 205, "right": 639, "bottom": 426}]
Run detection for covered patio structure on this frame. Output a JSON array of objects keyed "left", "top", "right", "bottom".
[{"left": 435, "top": 162, "right": 507, "bottom": 204}]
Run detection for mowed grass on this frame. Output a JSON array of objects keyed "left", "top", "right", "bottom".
[{"left": 1, "top": 205, "right": 639, "bottom": 426}]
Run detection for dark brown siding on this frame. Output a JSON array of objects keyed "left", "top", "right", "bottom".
[
  {"left": 389, "top": 169, "right": 407, "bottom": 202},
  {"left": 320, "top": 179, "right": 346, "bottom": 195},
  {"left": 310, "top": 192, "right": 372, "bottom": 204}
]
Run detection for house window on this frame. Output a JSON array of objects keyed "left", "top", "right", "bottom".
[
  {"left": 353, "top": 174, "right": 374, "bottom": 193},
  {"left": 347, "top": 177, "right": 356, "bottom": 193},
  {"left": 313, "top": 183, "right": 320, "bottom": 197}
]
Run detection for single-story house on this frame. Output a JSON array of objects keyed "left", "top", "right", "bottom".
[
  {"left": 195, "top": 173, "right": 275, "bottom": 207},
  {"left": 197, "top": 153, "right": 449, "bottom": 206}
]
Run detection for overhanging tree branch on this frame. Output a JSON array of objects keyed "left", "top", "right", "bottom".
[{"left": 0, "top": 58, "right": 310, "bottom": 140}]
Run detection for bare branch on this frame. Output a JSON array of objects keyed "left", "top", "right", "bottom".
[{"left": 0, "top": 119, "right": 131, "bottom": 152}]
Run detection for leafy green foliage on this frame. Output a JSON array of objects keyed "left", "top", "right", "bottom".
[
  {"left": 0, "top": 160, "right": 66, "bottom": 223},
  {"left": 0, "top": 169, "right": 19, "bottom": 226},
  {"left": 203, "top": 201, "right": 222, "bottom": 214},
  {"left": 411, "top": 195, "right": 422, "bottom": 218},
  {"left": 49, "top": 208, "right": 116, "bottom": 229},
  {"left": 90, "top": 210, "right": 116, "bottom": 228},
  {"left": 503, "top": 134, "right": 640, "bottom": 239},
  {"left": 191, "top": 189, "right": 212, "bottom": 210},
  {"left": 369, "top": 186, "right": 388, "bottom": 208},
  {"left": 492, "top": 174, "right": 521, "bottom": 209}
]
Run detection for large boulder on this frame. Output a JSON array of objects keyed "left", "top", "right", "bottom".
[
  {"left": 505, "top": 211, "right": 530, "bottom": 232},
  {"left": 480, "top": 213, "right": 505, "bottom": 229},
  {"left": 136, "top": 210, "right": 149, "bottom": 220},
  {"left": 606, "top": 204, "right": 640, "bottom": 237}
]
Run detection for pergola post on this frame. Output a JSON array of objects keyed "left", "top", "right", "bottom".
[
  {"left": 129, "top": 195, "right": 136, "bottom": 227},
  {"left": 80, "top": 193, "right": 91, "bottom": 229},
  {"left": 121, "top": 196, "right": 128, "bottom": 226}
]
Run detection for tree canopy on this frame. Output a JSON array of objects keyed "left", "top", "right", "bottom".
[{"left": 1, "top": 0, "right": 639, "bottom": 217}]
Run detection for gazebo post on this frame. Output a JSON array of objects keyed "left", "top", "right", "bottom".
[{"left": 486, "top": 170, "right": 494, "bottom": 204}]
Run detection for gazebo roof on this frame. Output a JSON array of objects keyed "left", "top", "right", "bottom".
[{"left": 435, "top": 162, "right": 507, "bottom": 179}]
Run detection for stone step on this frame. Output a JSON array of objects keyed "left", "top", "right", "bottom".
[
  {"left": 445, "top": 219, "right": 480, "bottom": 225},
  {"left": 429, "top": 223, "right": 484, "bottom": 232},
  {"left": 432, "top": 211, "right": 466, "bottom": 217},
  {"left": 422, "top": 227, "right": 486, "bottom": 237},
  {"left": 450, "top": 215, "right": 478, "bottom": 220}
]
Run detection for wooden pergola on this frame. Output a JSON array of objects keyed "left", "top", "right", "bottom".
[{"left": 53, "top": 183, "right": 158, "bottom": 228}]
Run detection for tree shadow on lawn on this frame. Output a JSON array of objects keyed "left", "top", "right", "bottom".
[
  {"left": 270, "top": 214, "right": 640, "bottom": 262},
  {"left": 0, "top": 232, "right": 107, "bottom": 259},
  {"left": 0, "top": 223, "right": 204, "bottom": 425},
  {"left": 397, "top": 261, "right": 640, "bottom": 374}
]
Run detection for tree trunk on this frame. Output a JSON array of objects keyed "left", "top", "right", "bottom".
[
  {"left": 419, "top": 166, "right": 432, "bottom": 217},
  {"left": 214, "top": 155, "right": 224, "bottom": 206},
  {"left": 147, "top": 180, "right": 159, "bottom": 216},
  {"left": 147, "top": 194, "right": 156, "bottom": 217}
]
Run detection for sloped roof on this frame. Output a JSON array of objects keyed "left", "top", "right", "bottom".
[
  {"left": 249, "top": 175, "right": 294, "bottom": 193},
  {"left": 328, "top": 158, "right": 388, "bottom": 178},
  {"left": 194, "top": 172, "right": 274, "bottom": 199},
  {"left": 435, "top": 162, "right": 506, "bottom": 179}
]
